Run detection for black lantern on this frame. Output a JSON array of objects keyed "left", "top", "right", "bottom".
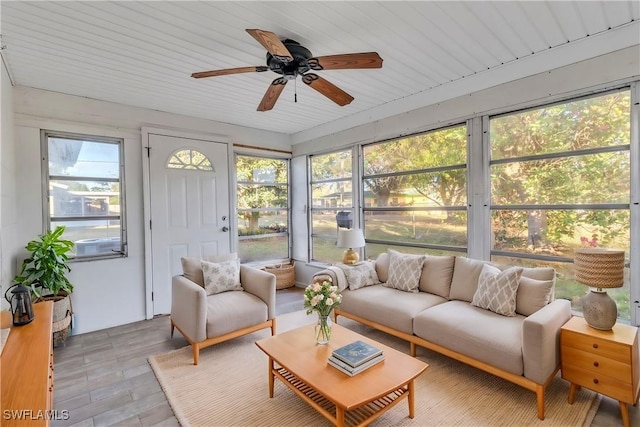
[{"left": 4, "top": 284, "right": 35, "bottom": 326}]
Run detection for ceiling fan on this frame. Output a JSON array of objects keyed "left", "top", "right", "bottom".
[{"left": 191, "top": 29, "right": 383, "bottom": 111}]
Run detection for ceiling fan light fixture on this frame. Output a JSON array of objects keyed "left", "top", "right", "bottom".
[{"left": 191, "top": 29, "right": 382, "bottom": 110}]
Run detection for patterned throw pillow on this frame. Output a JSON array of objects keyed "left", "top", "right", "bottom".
[
  {"left": 471, "top": 264, "right": 523, "bottom": 317},
  {"left": 201, "top": 259, "right": 243, "bottom": 295},
  {"left": 337, "top": 262, "right": 381, "bottom": 290},
  {"left": 383, "top": 250, "right": 426, "bottom": 293}
]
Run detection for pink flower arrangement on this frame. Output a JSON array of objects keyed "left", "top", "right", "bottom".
[{"left": 303, "top": 280, "right": 342, "bottom": 316}]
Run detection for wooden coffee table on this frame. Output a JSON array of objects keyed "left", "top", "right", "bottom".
[{"left": 255, "top": 323, "right": 428, "bottom": 427}]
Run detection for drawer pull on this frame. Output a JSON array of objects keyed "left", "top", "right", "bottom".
[
  {"left": 592, "top": 343, "right": 598, "bottom": 349},
  {"left": 593, "top": 361, "right": 599, "bottom": 367},
  {"left": 593, "top": 378, "right": 599, "bottom": 385}
]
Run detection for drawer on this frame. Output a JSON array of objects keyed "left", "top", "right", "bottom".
[
  {"left": 562, "top": 365, "right": 634, "bottom": 403},
  {"left": 562, "top": 330, "right": 630, "bottom": 364},
  {"left": 561, "top": 346, "right": 632, "bottom": 383}
]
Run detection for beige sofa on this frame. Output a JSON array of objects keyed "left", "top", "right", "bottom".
[
  {"left": 171, "top": 254, "right": 276, "bottom": 365},
  {"left": 318, "top": 251, "right": 571, "bottom": 420}
]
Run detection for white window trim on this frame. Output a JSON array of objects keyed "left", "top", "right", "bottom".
[{"left": 41, "top": 130, "right": 127, "bottom": 261}]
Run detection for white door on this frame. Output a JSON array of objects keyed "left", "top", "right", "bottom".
[{"left": 148, "top": 133, "right": 231, "bottom": 315}]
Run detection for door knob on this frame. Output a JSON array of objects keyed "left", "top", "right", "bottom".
[{"left": 222, "top": 226, "right": 229, "bottom": 232}]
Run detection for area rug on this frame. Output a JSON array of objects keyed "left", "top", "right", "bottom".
[{"left": 149, "top": 310, "right": 600, "bottom": 426}]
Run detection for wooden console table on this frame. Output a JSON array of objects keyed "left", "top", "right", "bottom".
[{"left": 1, "top": 302, "right": 54, "bottom": 426}]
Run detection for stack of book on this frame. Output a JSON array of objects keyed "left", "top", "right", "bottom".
[{"left": 328, "top": 340, "right": 384, "bottom": 376}]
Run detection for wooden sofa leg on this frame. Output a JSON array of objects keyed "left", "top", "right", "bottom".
[
  {"left": 271, "top": 318, "right": 277, "bottom": 336},
  {"left": 410, "top": 342, "right": 417, "bottom": 357},
  {"left": 170, "top": 321, "right": 175, "bottom": 338},
  {"left": 193, "top": 344, "right": 200, "bottom": 366},
  {"left": 536, "top": 384, "right": 545, "bottom": 420}
]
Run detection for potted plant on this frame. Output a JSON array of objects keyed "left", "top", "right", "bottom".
[{"left": 12, "top": 226, "right": 74, "bottom": 344}]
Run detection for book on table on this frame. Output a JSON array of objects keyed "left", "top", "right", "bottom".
[
  {"left": 331, "top": 340, "right": 383, "bottom": 367},
  {"left": 328, "top": 353, "right": 385, "bottom": 376}
]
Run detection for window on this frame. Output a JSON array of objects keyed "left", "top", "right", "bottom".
[
  {"left": 489, "top": 90, "right": 631, "bottom": 320},
  {"left": 309, "top": 150, "right": 354, "bottom": 263},
  {"left": 362, "top": 125, "right": 468, "bottom": 259},
  {"left": 167, "top": 149, "right": 213, "bottom": 170},
  {"left": 236, "top": 155, "right": 289, "bottom": 263},
  {"left": 42, "top": 131, "right": 126, "bottom": 259}
]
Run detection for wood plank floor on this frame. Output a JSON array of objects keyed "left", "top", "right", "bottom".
[{"left": 51, "top": 287, "right": 638, "bottom": 426}]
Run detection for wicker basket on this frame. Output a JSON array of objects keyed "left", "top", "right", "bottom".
[
  {"left": 36, "top": 291, "right": 72, "bottom": 347},
  {"left": 263, "top": 261, "right": 296, "bottom": 289}
]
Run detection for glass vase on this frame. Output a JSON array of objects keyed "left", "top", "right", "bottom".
[{"left": 315, "top": 314, "right": 332, "bottom": 344}]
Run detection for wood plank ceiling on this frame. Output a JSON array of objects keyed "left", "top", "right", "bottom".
[{"left": 1, "top": 1, "right": 638, "bottom": 140}]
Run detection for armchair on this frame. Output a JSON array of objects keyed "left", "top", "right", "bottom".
[{"left": 171, "top": 255, "right": 277, "bottom": 365}]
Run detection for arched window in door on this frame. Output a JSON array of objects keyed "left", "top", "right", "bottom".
[{"left": 167, "top": 149, "right": 214, "bottom": 171}]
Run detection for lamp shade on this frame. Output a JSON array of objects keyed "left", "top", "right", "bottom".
[
  {"left": 574, "top": 248, "right": 625, "bottom": 289},
  {"left": 337, "top": 229, "right": 365, "bottom": 249}
]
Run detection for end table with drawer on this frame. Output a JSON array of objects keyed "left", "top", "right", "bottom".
[{"left": 560, "top": 316, "right": 639, "bottom": 427}]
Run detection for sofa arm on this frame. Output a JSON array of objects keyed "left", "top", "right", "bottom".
[
  {"left": 171, "top": 275, "right": 208, "bottom": 343},
  {"left": 241, "top": 265, "right": 276, "bottom": 319},
  {"left": 522, "top": 299, "right": 572, "bottom": 384}
]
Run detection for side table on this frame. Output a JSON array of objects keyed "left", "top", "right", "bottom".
[{"left": 560, "top": 316, "right": 639, "bottom": 427}]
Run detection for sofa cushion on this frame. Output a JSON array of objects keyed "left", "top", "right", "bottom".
[
  {"left": 419, "top": 255, "right": 455, "bottom": 298},
  {"left": 201, "top": 259, "right": 243, "bottom": 295},
  {"left": 181, "top": 253, "right": 238, "bottom": 287},
  {"left": 516, "top": 276, "right": 554, "bottom": 316},
  {"left": 337, "top": 262, "right": 381, "bottom": 290},
  {"left": 375, "top": 252, "right": 390, "bottom": 283},
  {"left": 449, "top": 257, "right": 491, "bottom": 302},
  {"left": 206, "top": 291, "right": 268, "bottom": 338},
  {"left": 340, "top": 285, "right": 447, "bottom": 334},
  {"left": 384, "top": 250, "right": 425, "bottom": 293},
  {"left": 414, "top": 300, "right": 525, "bottom": 376},
  {"left": 472, "top": 264, "right": 523, "bottom": 317}
]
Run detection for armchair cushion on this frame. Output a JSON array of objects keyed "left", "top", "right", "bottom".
[
  {"left": 205, "top": 291, "right": 268, "bottom": 337},
  {"left": 201, "top": 259, "right": 242, "bottom": 295}
]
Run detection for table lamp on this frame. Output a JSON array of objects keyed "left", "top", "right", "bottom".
[
  {"left": 337, "top": 229, "right": 366, "bottom": 265},
  {"left": 574, "top": 248, "right": 625, "bottom": 331}
]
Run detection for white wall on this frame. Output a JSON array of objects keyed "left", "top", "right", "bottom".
[
  {"left": 12, "top": 87, "right": 290, "bottom": 334},
  {"left": 1, "top": 60, "right": 16, "bottom": 311},
  {"left": 290, "top": 46, "right": 640, "bottom": 285}
]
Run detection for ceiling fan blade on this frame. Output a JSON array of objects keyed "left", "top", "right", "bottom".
[
  {"left": 191, "top": 66, "right": 268, "bottom": 79},
  {"left": 308, "top": 52, "right": 383, "bottom": 70},
  {"left": 302, "top": 73, "right": 354, "bottom": 106},
  {"left": 246, "top": 29, "right": 293, "bottom": 62},
  {"left": 258, "top": 77, "right": 288, "bottom": 111}
]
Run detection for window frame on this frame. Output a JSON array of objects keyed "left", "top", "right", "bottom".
[
  {"left": 486, "top": 87, "right": 632, "bottom": 320},
  {"left": 308, "top": 148, "right": 357, "bottom": 264},
  {"left": 235, "top": 154, "right": 291, "bottom": 264},
  {"left": 361, "top": 124, "right": 469, "bottom": 257},
  {"left": 41, "top": 130, "right": 127, "bottom": 261}
]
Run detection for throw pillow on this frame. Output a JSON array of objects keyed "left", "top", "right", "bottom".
[
  {"left": 418, "top": 255, "right": 455, "bottom": 299},
  {"left": 181, "top": 253, "right": 238, "bottom": 287},
  {"left": 449, "top": 257, "right": 492, "bottom": 302},
  {"left": 516, "top": 276, "right": 554, "bottom": 316},
  {"left": 383, "top": 250, "right": 426, "bottom": 293},
  {"left": 471, "top": 264, "right": 523, "bottom": 317},
  {"left": 201, "top": 259, "right": 243, "bottom": 295},
  {"left": 337, "top": 262, "right": 381, "bottom": 290}
]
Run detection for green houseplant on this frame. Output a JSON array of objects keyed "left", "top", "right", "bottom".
[
  {"left": 13, "top": 226, "right": 74, "bottom": 344},
  {"left": 13, "top": 226, "right": 74, "bottom": 298}
]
